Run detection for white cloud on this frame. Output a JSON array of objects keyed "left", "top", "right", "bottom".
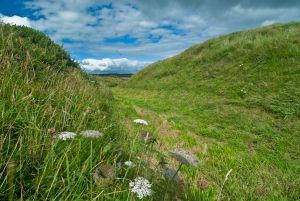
[
  {"left": 261, "top": 20, "right": 277, "bottom": 26},
  {"left": 80, "top": 58, "right": 152, "bottom": 73},
  {"left": 226, "top": 5, "right": 281, "bottom": 19},
  {"left": 1, "top": 0, "right": 298, "bottom": 73},
  {"left": 21, "top": 0, "right": 208, "bottom": 59},
  {"left": 0, "top": 15, "right": 32, "bottom": 27}
]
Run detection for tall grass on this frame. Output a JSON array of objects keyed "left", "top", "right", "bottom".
[
  {"left": 0, "top": 24, "right": 200, "bottom": 201},
  {"left": 0, "top": 24, "right": 127, "bottom": 200}
]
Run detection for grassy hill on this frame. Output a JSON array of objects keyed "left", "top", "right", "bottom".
[
  {"left": 0, "top": 24, "right": 206, "bottom": 201},
  {"left": 125, "top": 23, "right": 300, "bottom": 118},
  {"left": 0, "top": 25, "right": 118, "bottom": 200},
  {"left": 0, "top": 25, "right": 128, "bottom": 200},
  {"left": 115, "top": 23, "right": 300, "bottom": 200},
  {"left": 1, "top": 22, "right": 300, "bottom": 201}
]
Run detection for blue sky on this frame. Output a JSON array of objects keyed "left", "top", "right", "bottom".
[{"left": 1, "top": 0, "right": 300, "bottom": 74}]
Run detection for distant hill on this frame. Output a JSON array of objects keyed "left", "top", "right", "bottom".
[
  {"left": 95, "top": 73, "right": 133, "bottom": 77},
  {"left": 124, "top": 22, "right": 300, "bottom": 118}
]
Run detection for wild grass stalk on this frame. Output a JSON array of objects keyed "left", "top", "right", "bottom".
[
  {"left": 7, "top": 160, "right": 15, "bottom": 201},
  {"left": 217, "top": 169, "right": 233, "bottom": 201}
]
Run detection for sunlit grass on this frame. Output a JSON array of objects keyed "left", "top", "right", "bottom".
[
  {"left": 114, "top": 23, "right": 300, "bottom": 200},
  {"left": 0, "top": 24, "right": 191, "bottom": 200},
  {"left": 2, "top": 22, "right": 300, "bottom": 200}
]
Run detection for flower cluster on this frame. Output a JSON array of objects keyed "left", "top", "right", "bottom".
[
  {"left": 129, "top": 177, "right": 153, "bottom": 199},
  {"left": 124, "top": 160, "right": 136, "bottom": 168},
  {"left": 53, "top": 129, "right": 103, "bottom": 140},
  {"left": 56, "top": 132, "right": 76, "bottom": 140},
  {"left": 133, "top": 119, "right": 148, "bottom": 126}
]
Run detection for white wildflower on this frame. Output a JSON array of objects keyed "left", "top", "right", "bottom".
[
  {"left": 133, "top": 119, "right": 148, "bottom": 126},
  {"left": 129, "top": 177, "right": 153, "bottom": 199},
  {"left": 80, "top": 130, "right": 102, "bottom": 138},
  {"left": 124, "top": 161, "right": 136, "bottom": 168},
  {"left": 55, "top": 131, "right": 76, "bottom": 140}
]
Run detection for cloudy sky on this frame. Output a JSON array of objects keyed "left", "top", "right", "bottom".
[{"left": 1, "top": 0, "right": 300, "bottom": 73}]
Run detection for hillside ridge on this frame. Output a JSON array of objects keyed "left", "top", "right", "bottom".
[{"left": 123, "top": 22, "right": 300, "bottom": 118}]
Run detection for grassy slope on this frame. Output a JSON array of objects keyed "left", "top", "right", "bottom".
[
  {"left": 126, "top": 23, "right": 300, "bottom": 118},
  {"left": 0, "top": 25, "right": 127, "bottom": 200},
  {"left": 0, "top": 24, "right": 201, "bottom": 201},
  {"left": 116, "top": 23, "right": 300, "bottom": 200}
]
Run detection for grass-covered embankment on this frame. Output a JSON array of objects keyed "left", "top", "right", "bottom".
[
  {"left": 2, "top": 22, "right": 300, "bottom": 201},
  {"left": 115, "top": 23, "right": 300, "bottom": 200},
  {"left": 0, "top": 24, "right": 128, "bottom": 200},
  {"left": 0, "top": 24, "right": 203, "bottom": 201}
]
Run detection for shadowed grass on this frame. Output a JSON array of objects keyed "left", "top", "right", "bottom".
[{"left": 0, "top": 24, "right": 127, "bottom": 200}]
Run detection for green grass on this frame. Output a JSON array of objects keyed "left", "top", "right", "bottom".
[
  {"left": 1, "top": 22, "right": 300, "bottom": 201},
  {"left": 0, "top": 24, "right": 120, "bottom": 200},
  {"left": 114, "top": 23, "right": 300, "bottom": 200},
  {"left": 92, "top": 75, "right": 131, "bottom": 87},
  {"left": 0, "top": 25, "right": 191, "bottom": 201},
  {"left": 125, "top": 23, "right": 300, "bottom": 119}
]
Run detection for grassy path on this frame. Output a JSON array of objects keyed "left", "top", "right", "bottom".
[{"left": 113, "top": 87, "right": 300, "bottom": 200}]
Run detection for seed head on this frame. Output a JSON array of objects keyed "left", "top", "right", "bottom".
[
  {"left": 80, "top": 130, "right": 102, "bottom": 138},
  {"left": 139, "top": 130, "right": 156, "bottom": 144},
  {"left": 170, "top": 149, "right": 200, "bottom": 167},
  {"left": 47, "top": 128, "right": 56, "bottom": 135},
  {"left": 93, "top": 164, "right": 115, "bottom": 186},
  {"left": 14, "top": 55, "right": 21, "bottom": 61}
]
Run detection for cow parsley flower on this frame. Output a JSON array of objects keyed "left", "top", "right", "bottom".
[
  {"left": 56, "top": 131, "right": 76, "bottom": 140},
  {"left": 80, "top": 130, "right": 102, "bottom": 138},
  {"left": 129, "top": 177, "right": 152, "bottom": 199},
  {"left": 133, "top": 119, "right": 148, "bottom": 126},
  {"left": 124, "top": 161, "right": 136, "bottom": 168}
]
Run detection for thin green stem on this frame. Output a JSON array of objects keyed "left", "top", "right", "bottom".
[{"left": 171, "top": 163, "right": 183, "bottom": 180}]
